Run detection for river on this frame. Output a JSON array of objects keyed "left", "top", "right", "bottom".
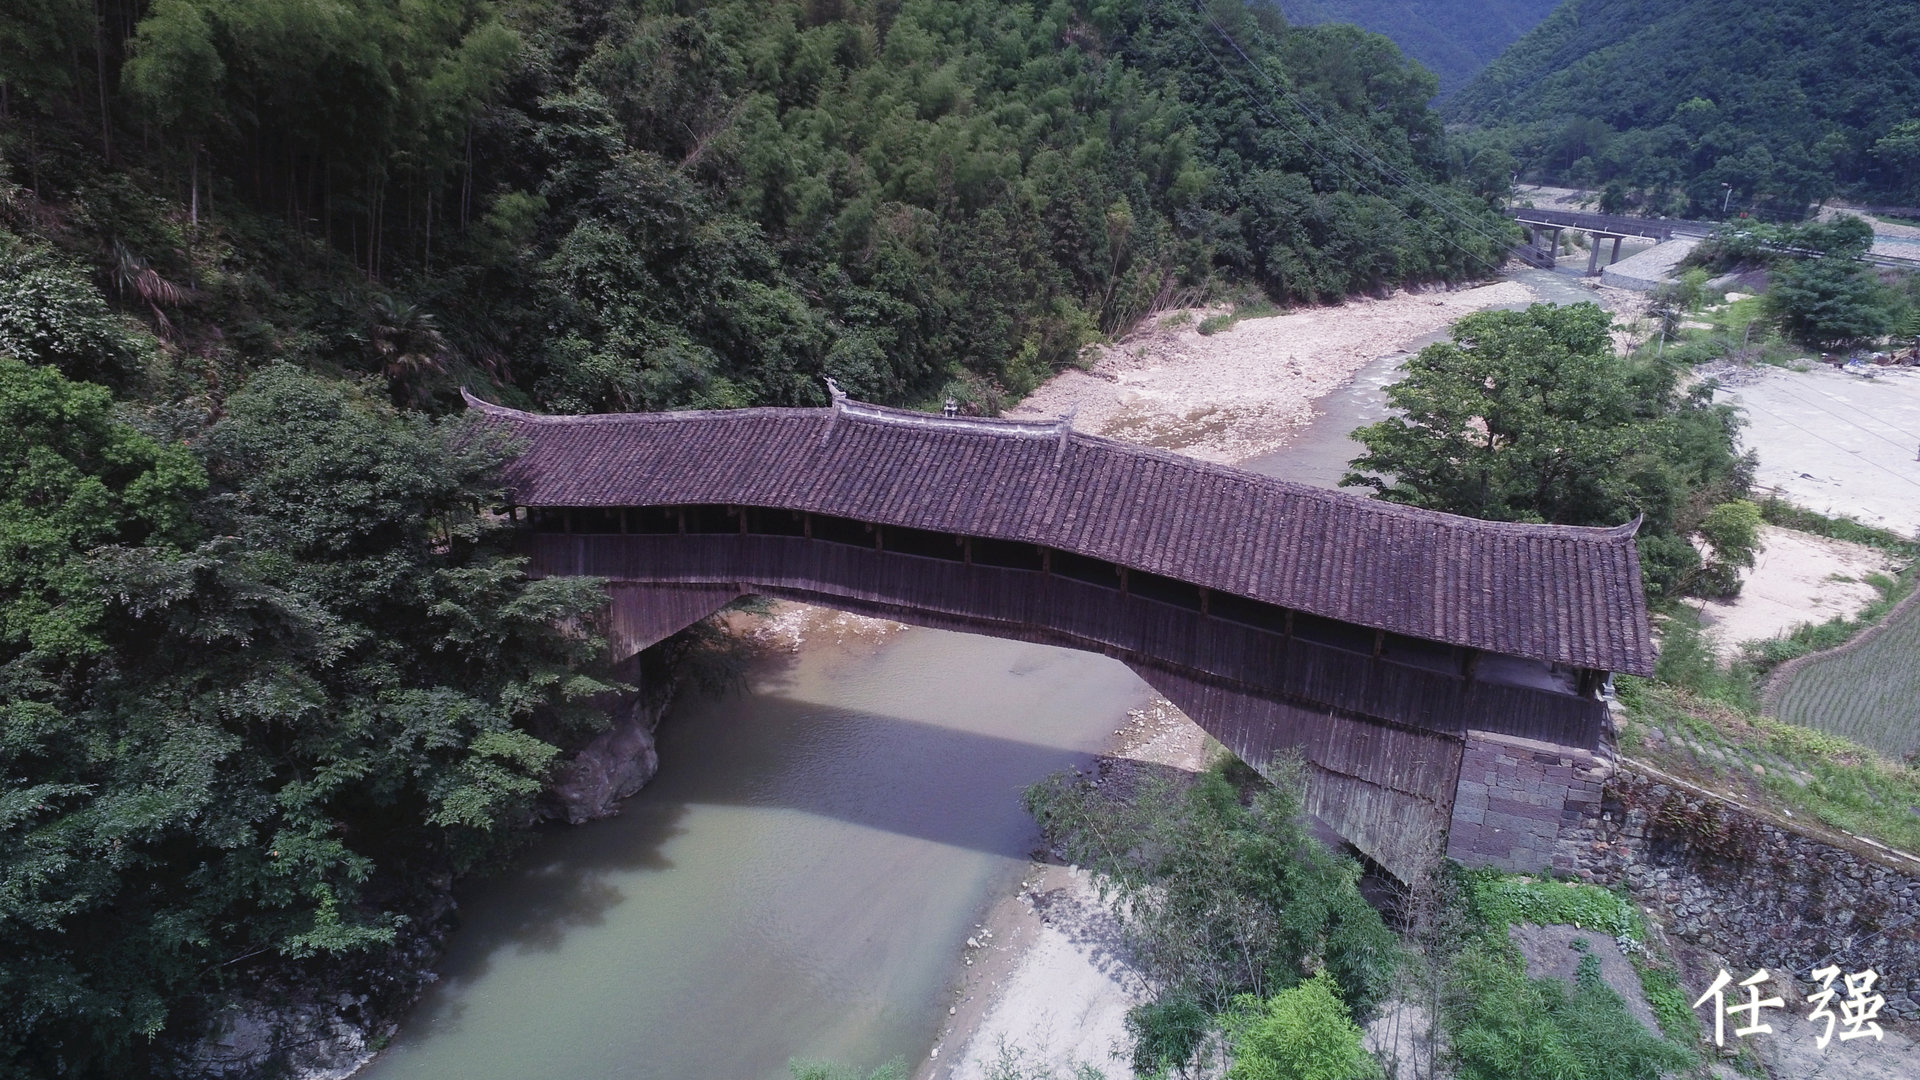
[
  {"left": 356, "top": 267, "right": 1596, "bottom": 1080},
  {"left": 357, "top": 626, "right": 1155, "bottom": 1080}
]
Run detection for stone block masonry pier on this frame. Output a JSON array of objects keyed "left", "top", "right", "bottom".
[
  {"left": 463, "top": 384, "right": 1657, "bottom": 883},
  {"left": 1448, "top": 730, "right": 1614, "bottom": 872}
]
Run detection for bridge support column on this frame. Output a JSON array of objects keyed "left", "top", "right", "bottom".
[
  {"left": 605, "top": 582, "right": 746, "bottom": 661},
  {"left": 1133, "top": 662, "right": 1465, "bottom": 883},
  {"left": 1610, "top": 235, "right": 1623, "bottom": 265},
  {"left": 1445, "top": 729, "right": 1613, "bottom": 874},
  {"left": 1587, "top": 235, "right": 1602, "bottom": 276}
]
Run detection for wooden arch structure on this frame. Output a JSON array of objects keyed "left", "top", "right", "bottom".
[{"left": 465, "top": 386, "right": 1653, "bottom": 880}]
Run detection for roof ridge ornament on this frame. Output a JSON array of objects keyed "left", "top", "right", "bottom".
[{"left": 821, "top": 376, "right": 1076, "bottom": 456}]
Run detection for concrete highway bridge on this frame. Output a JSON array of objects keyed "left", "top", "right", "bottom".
[
  {"left": 1508, "top": 206, "right": 1920, "bottom": 273},
  {"left": 467, "top": 384, "right": 1654, "bottom": 881},
  {"left": 1508, "top": 207, "right": 1712, "bottom": 274}
]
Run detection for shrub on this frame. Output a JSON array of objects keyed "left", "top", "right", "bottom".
[
  {"left": 0, "top": 253, "right": 145, "bottom": 385},
  {"left": 1446, "top": 939, "right": 1695, "bottom": 1080},
  {"left": 1226, "top": 972, "right": 1382, "bottom": 1080},
  {"left": 1027, "top": 759, "right": 1400, "bottom": 1074}
]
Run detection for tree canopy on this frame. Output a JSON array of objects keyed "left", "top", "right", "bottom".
[
  {"left": 0, "top": 361, "right": 617, "bottom": 1077},
  {"left": 4, "top": 0, "right": 1512, "bottom": 417},
  {"left": 1273, "top": 0, "right": 1559, "bottom": 99},
  {"left": 1448, "top": 0, "right": 1920, "bottom": 215},
  {"left": 1342, "top": 303, "right": 1751, "bottom": 598}
]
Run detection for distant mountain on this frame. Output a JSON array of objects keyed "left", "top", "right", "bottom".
[
  {"left": 1274, "top": 0, "right": 1563, "bottom": 98},
  {"left": 1448, "top": 0, "right": 1920, "bottom": 214}
]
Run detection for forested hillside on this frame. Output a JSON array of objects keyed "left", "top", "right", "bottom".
[
  {"left": 1448, "top": 0, "right": 1920, "bottom": 216},
  {"left": 1274, "top": 0, "right": 1561, "bottom": 98},
  {"left": 0, "top": 1, "right": 1512, "bottom": 1075}
]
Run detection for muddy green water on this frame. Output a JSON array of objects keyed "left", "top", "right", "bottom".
[{"left": 357, "top": 628, "right": 1153, "bottom": 1080}]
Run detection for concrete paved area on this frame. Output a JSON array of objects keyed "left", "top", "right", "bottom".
[
  {"left": 1716, "top": 366, "right": 1920, "bottom": 539},
  {"left": 1601, "top": 236, "right": 1700, "bottom": 290}
]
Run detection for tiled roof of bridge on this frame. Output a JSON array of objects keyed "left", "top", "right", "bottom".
[{"left": 464, "top": 391, "right": 1654, "bottom": 675}]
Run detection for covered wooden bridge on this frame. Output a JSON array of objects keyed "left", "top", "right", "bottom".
[{"left": 465, "top": 384, "right": 1653, "bottom": 880}]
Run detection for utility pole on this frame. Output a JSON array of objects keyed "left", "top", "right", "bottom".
[{"left": 1721, "top": 183, "right": 1733, "bottom": 216}]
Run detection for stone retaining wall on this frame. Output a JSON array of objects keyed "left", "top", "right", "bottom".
[{"left": 1557, "top": 767, "right": 1920, "bottom": 1024}]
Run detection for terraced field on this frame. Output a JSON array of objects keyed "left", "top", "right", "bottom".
[{"left": 1769, "top": 590, "right": 1920, "bottom": 760}]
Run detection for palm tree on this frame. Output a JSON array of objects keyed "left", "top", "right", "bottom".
[{"left": 367, "top": 293, "right": 449, "bottom": 404}]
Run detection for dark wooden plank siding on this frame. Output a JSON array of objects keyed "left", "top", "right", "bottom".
[
  {"left": 467, "top": 394, "right": 1654, "bottom": 675},
  {"left": 535, "top": 533, "right": 1607, "bottom": 750}
]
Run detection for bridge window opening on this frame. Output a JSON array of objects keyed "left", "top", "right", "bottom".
[
  {"left": 743, "top": 507, "right": 806, "bottom": 537},
  {"left": 570, "top": 508, "right": 621, "bottom": 533},
  {"left": 810, "top": 513, "right": 873, "bottom": 547},
  {"left": 682, "top": 505, "right": 737, "bottom": 534},
  {"left": 1379, "top": 632, "right": 1462, "bottom": 674},
  {"left": 1475, "top": 654, "right": 1580, "bottom": 695},
  {"left": 619, "top": 507, "right": 680, "bottom": 534},
  {"left": 1050, "top": 550, "right": 1121, "bottom": 589},
  {"left": 880, "top": 525, "right": 965, "bottom": 561},
  {"left": 971, "top": 538, "right": 1044, "bottom": 571},
  {"left": 1208, "top": 591, "right": 1290, "bottom": 634},
  {"left": 1128, "top": 570, "right": 1203, "bottom": 611},
  {"left": 1289, "top": 612, "right": 1378, "bottom": 655}
]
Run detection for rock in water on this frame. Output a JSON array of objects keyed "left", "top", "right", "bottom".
[{"left": 547, "top": 694, "right": 664, "bottom": 824}]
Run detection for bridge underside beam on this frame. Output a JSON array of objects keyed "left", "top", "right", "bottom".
[{"left": 572, "top": 533, "right": 1608, "bottom": 881}]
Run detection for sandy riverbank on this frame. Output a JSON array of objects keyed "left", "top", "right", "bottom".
[
  {"left": 928, "top": 703, "right": 1214, "bottom": 1080},
  {"left": 1007, "top": 282, "right": 1541, "bottom": 463}
]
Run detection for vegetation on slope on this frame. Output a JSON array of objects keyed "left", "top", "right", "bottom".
[
  {"left": 1026, "top": 758, "right": 1399, "bottom": 1076},
  {"left": 1442, "top": 872, "right": 1698, "bottom": 1080},
  {"left": 1448, "top": 0, "right": 1920, "bottom": 216},
  {"left": 0, "top": 358, "right": 619, "bottom": 1077},
  {"left": 1618, "top": 672, "right": 1920, "bottom": 856},
  {"left": 1274, "top": 0, "right": 1561, "bottom": 99},
  {"left": 3, "top": 0, "right": 1511, "bottom": 418},
  {"left": 1678, "top": 215, "right": 1920, "bottom": 349}
]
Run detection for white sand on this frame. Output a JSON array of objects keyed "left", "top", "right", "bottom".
[
  {"left": 932, "top": 701, "right": 1213, "bottom": 1080},
  {"left": 1008, "top": 282, "right": 1537, "bottom": 463},
  {"left": 1716, "top": 366, "right": 1920, "bottom": 539},
  {"left": 1696, "top": 526, "right": 1897, "bottom": 660},
  {"left": 935, "top": 867, "right": 1145, "bottom": 1080}
]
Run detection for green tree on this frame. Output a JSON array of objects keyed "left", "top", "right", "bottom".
[
  {"left": 0, "top": 0, "right": 90, "bottom": 109},
  {"left": 1, "top": 365, "right": 617, "bottom": 1077},
  {"left": 1027, "top": 759, "right": 1399, "bottom": 1074},
  {"left": 1695, "top": 499, "right": 1762, "bottom": 598},
  {"left": 1344, "top": 303, "right": 1650, "bottom": 525},
  {"left": 1343, "top": 303, "right": 1748, "bottom": 599},
  {"left": 1767, "top": 258, "right": 1894, "bottom": 349},
  {"left": 1870, "top": 119, "right": 1920, "bottom": 199},
  {"left": 1226, "top": 972, "right": 1382, "bottom": 1080}
]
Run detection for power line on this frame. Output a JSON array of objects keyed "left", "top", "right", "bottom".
[
  {"left": 1735, "top": 399, "right": 1920, "bottom": 494},
  {"left": 1760, "top": 380, "right": 1920, "bottom": 453}
]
